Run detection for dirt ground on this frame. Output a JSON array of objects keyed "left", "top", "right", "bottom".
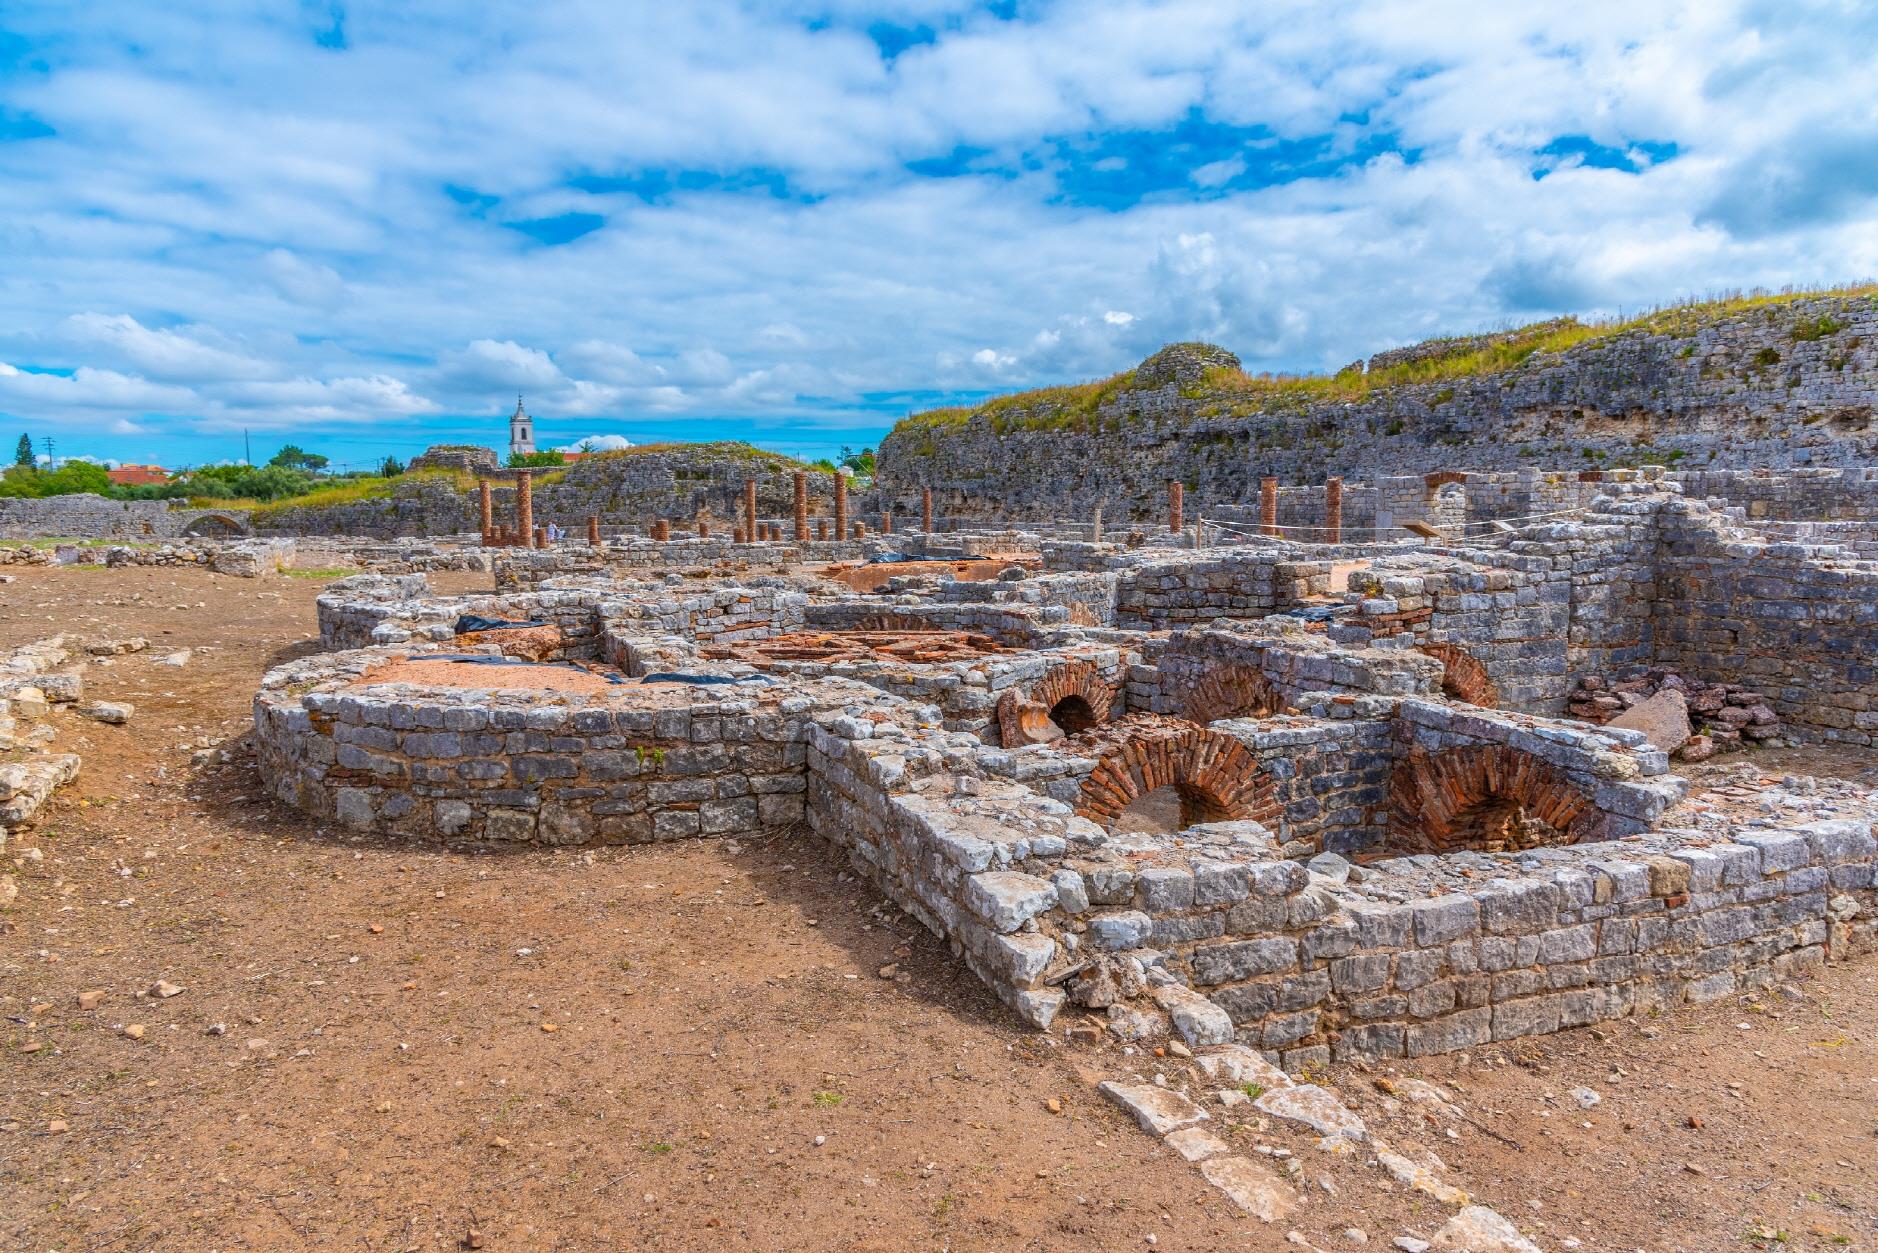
[{"left": 2, "top": 564, "right": 1875, "bottom": 1252}]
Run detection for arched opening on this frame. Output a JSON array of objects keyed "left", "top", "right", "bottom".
[
  {"left": 1048, "top": 694, "right": 1099, "bottom": 735},
  {"left": 1384, "top": 744, "right": 1601, "bottom": 856},
  {"left": 1180, "top": 662, "right": 1284, "bottom": 724},
  {"left": 1415, "top": 643, "right": 1498, "bottom": 707},
  {"left": 1075, "top": 727, "right": 1280, "bottom": 833},
  {"left": 997, "top": 659, "right": 1115, "bottom": 747},
  {"left": 182, "top": 512, "right": 247, "bottom": 538}
]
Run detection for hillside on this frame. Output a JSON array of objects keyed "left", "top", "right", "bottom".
[{"left": 877, "top": 288, "right": 1878, "bottom": 517}]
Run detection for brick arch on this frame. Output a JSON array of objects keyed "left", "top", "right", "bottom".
[
  {"left": 1180, "top": 662, "right": 1284, "bottom": 724},
  {"left": 1075, "top": 728, "right": 1280, "bottom": 831},
  {"left": 850, "top": 611, "right": 941, "bottom": 632},
  {"left": 1424, "top": 470, "right": 1468, "bottom": 489},
  {"left": 996, "top": 659, "right": 1115, "bottom": 745},
  {"left": 1385, "top": 744, "right": 1604, "bottom": 855},
  {"left": 1416, "top": 643, "right": 1498, "bottom": 707}
]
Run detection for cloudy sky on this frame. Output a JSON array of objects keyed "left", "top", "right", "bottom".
[{"left": 1, "top": 1, "right": 1874, "bottom": 470}]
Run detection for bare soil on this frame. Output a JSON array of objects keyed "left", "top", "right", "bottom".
[{"left": 1, "top": 564, "right": 1874, "bottom": 1252}]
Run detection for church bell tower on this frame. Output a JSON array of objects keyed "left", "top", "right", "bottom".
[{"left": 509, "top": 395, "right": 535, "bottom": 457}]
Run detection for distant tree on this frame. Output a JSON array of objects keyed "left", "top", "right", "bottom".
[
  {"left": 269, "top": 444, "right": 330, "bottom": 471},
  {"left": 14, "top": 433, "right": 33, "bottom": 467},
  {"left": 840, "top": 447, "right": 876, "bottom": 477},
  {"left": 508, "top": 450, "right": 566, "bottom": 468},
  {"left": 38, "top": 460, "right": 112, "bottom": 496},
  {"left": 380, "top": 456, "right": 404, "bottom": 477}
]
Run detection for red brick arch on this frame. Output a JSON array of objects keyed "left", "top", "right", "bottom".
[
  {"left": 1385, "top": 744, "right": 1603, "bottom": 855},
  {"left": 850, "top": 611, "right": 943, "bottom": 632},
  {"left": 1416, "top": 643, "right": 1498, "bottom": 707},
  {"left": 1075, "top": 727, "right": 1280, "bottom": 830},
  {"left": 997, "top": 659, "right": 1114, "bottom": 745},
  {"left": 1179, "top": 662, "right": 1284, "bottom": 724}
]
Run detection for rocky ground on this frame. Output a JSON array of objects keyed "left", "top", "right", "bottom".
[{"left": 2, "top": 564, "right": 1874, "bottom": 1252}]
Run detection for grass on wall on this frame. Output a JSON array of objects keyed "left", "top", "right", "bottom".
[{"left": 890, "top": 282, "right": 1878, "bottom": 439}]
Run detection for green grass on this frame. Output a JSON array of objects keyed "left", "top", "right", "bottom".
[
  {"left": 244, "top": 469, "right": 472, "bottom": 521},
  {"left": 889, "top": 282, "right": 1878, "bottom": 439},
  {"left": 284, "top": 567, "right": 357, "bottom": 579}
]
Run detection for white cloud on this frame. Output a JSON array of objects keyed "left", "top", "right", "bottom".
[
  {"left": 560, "top": 433, "right": 634, "bottom": 451},
  {"left": 0, "top": 1, "right": 1872, "bottom": 460}
]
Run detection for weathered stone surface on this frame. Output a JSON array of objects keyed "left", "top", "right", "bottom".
[
  {"left": 1254, "top": 1084, "right": 1367, "bottom": 1140},
  {"left": 1427, "top": 1206, "right": 1542, "bottom": 1252},
  {"left": 1198, "top": 1155, "right": 1296, "bottom": 1222},
  {"left": 1608, "top": 688, "right": 1691, "bottom": 753},
  {"left": 1098, "top": 1082, "right": 1209, "bottom": 1136}
]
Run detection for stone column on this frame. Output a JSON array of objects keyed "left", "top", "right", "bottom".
[
  {"left": 516, "top": 470, "right": 534, "bottom": 549},
  {"left": 1260, "top": 476, "right": 1278, "bottom": 536},
  {"left": 743, "top": 480, "right": 758, "bottom": 544},
  {"left": 1168, "top": 480, "right": 1183, "bottom": 534},
  {"left": 921, "top": 486, "right": 934, "bottom": 534},
  {"left": 1325, "top": 476, "right": 1343, "bottom": 544},
  {"left": 478, "top": 480, "right": 493, "bottom": 544},
  {"left": 793, "top": 471, "right": 808, "bottom": 541},
  {"left": 833, "top": 471, "right": 847, "bottom": 540},
  {"left": 587, "top": 514, "right": 601, "bottom": 546},
  {"left": 1092, "top": 502, "right": 1103, "bottom": 543}
]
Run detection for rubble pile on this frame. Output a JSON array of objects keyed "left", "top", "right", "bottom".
[{"left": 1568, "top": 666, "right": 1787, "bottom": 757}]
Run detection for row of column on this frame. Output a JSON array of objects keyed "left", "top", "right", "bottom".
[
  {"left": 478, "top": 473, "right": 1348, "bottom": 549},
  {"left": 1167, "top": 476, "right": 1343, "bottom": 543}
]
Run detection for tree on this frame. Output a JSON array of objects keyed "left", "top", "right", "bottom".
[
  {"left": 508, "top": 450, "right": 565, "bottom": 468},
  {"left": 381, "top": 456, "right": 404, "bottom": 477},
  {"left": 269, "top": 444, "right": 329, "bottom": 471},
  {"left": 38, "top": 460, "right": 112, "bottom": 496},
  {"left": 14, "top": 434, "right": 33, "bottom": 467}
]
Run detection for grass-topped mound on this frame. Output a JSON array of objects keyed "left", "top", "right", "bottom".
[{"left": 892, "top": 283, "right": 1878, "bottom": 440}]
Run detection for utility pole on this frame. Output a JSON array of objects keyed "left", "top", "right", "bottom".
[
  {"left": 42, "top": 435, "right": 55, "bottom": 466},
  {"left": 244, "top": 429, "right": 252, "bottom": 466}
]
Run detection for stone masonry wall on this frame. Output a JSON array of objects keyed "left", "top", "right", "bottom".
[{"left": 878, "top": 295, "right": 1878, "bottom": 518}]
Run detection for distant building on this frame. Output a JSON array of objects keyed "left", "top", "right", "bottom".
[
  {"left": 509, "top": 396, "right": 535, "bottom": 458},
  {"left": 107, "top": 464, "right": 169, "bottom": 487},
  {"left": 408, "top": 444, "right": 500, "bottom": 475}
]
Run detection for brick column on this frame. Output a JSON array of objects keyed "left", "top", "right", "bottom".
[
  {"left": 833, "top": 471, "right": 847, "bottom": 540},
  {"left": 1325, "top": 476, "right": 1343, "bottom": 544},
  {"left": 587, "top": 514, "right": 600, "bottom": 546},
  {"left": 852, "top": 522, "right": 865, "bottom": 540},
  {"left": 533, "top": 525, "right": 546, "bottom": 549},
  {"left": 1168, "top": 480, "right": 1183, "bottom": 534},
  {"left": 697, "top": 516, "right": 710, "bottom": 539},
  {"left": 743, "top": 479, "right": 758, "bottom": 544},
  {"left": 515, "top": 470, "right": 534, "bottom": 549},
  {"left": 734, "top": 526, "right": 747, "bottom": 544},
  {"left": 816, "top": 519, "right": 828, "bottom": 541},
  {"left": 793, "top": 470, "right": 808, "bottom": 541},
  {"left": 478, "top": 480, "right": 493, "bottom": 544},
  {"left": 921, "top": 487, "right": 933, "bottom": 534},
  {"left": 1260, "top": 476, "right": 1278, "bottom": 536},
  {"left": 881, "top": 510, "right": 893, "bottom": 535}
]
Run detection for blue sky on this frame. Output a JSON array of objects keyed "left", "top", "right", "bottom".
[{"left": 0, "top": 1, "right": 1875, "bottom": 471}]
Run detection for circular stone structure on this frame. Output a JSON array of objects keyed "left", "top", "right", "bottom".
[{"left": 254, "top": 644, "right": 810, "bottom": 845}]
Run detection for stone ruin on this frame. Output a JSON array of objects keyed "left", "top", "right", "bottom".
[{"left": 247, "top": 474, "right": 1878, "bottom": 1070}]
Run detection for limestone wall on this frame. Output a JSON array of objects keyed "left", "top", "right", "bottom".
[{"left": 878, "top": 295, "right": 1878, "bottom": 517}]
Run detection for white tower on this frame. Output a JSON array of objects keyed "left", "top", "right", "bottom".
[{"left": 509, "top": 395, "right": 535, "bottom": 457}]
